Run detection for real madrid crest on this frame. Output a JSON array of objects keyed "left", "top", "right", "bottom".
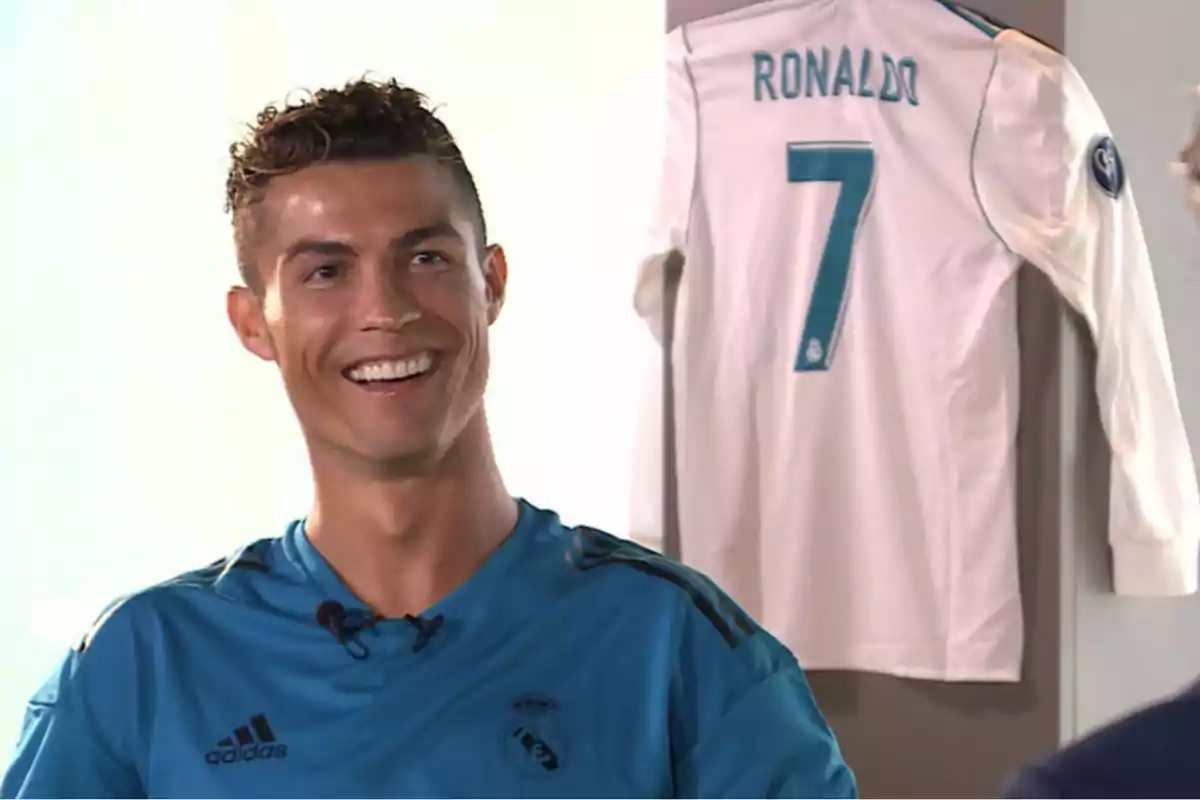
[{"left": 502, "top": 694, "right": 566, "bottom": 777}]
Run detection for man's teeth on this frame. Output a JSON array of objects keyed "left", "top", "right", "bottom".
[{"left": 347, "top": 352, "right": 434, "bottom": 383}]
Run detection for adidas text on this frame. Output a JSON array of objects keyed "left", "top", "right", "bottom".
[
  {"left": 206, "top": 714, "right": 287, "bottom": 765},
  {"left": 205, "top": 743, "right": 289, "bottom": 765}
]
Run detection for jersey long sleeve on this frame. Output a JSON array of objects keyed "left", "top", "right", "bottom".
[
  {"left": 1, "top": 601, "right": 145, "bottom": 798},
  {"left": 630, "top": 25, "right": 696, "bottom": 553},
  {"left": 633, "top": 27, "right": 696, "bottom": 347},
  {"left": 629, "top": 337, "right": 667, "bottom": 552},
  {"left": 975, "top": 30, "right": 1200, "bottom": 596}
]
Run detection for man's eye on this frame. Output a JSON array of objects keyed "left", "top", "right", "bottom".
[
  {"left": 307, "top": 264, "right": 342, "bottom": 282},
  {"left": 412, "top": 251, "right": 449, "bottom": 267}
]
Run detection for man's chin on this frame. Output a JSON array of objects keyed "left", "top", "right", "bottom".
[
  {"left": 354, "top": 439, "right": 445, "bottom": 475},
  {"left": 310, "top": 405, "right": 476, "bottom": 475}
]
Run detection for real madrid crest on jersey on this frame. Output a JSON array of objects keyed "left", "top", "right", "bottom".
[
  {"left": 502, "top": 694, "right": 566, "bottom": 777},
  {"left": 1089, "top": 135, "right": 1125, "bottom": 199}
]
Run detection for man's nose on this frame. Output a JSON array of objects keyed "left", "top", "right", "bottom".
[{"left": 357, "top": 266, "right": 419, "bottom": 331}]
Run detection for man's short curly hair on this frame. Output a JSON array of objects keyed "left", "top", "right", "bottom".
[{"left": 226, "top": 77, "right": 487, "bottom": 288}]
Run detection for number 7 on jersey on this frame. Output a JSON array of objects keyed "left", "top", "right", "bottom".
[{"left": 787, "top": 142, "right": 876, "bottom": 372}]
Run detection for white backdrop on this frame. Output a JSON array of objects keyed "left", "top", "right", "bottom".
[{"left": 0, "top": 0, "right": 665, "bottom": 737}]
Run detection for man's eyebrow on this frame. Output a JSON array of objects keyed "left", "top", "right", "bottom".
[
  {"left": 281, "top": 239, "right": 357, "bottom": 265},
  {"left": 280, "top": 223, "right": 464, "bottom": 265},
  {"left": 397, "top": 222, "right": 464, "bottom": 248}
]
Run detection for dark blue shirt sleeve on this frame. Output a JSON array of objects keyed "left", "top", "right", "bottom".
[
  {"left": 998, "top": 683, "right": 1200, "bottom": 799},
  {"left": 1001, "top": 763, "right": 1066, "bottom": 798},
  {"left": 668, "top": 581, "right": 857, "bottom": 798},
  {"left": 1, "top": 602, "right": 144, "bottom": 799}
]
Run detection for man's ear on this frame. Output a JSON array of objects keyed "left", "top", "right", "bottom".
[
  {"left": 482, "top": 244, "right": 508, "bottom": 325},
  {"left": 227, "top": 285, "right": 277, "bottom": 362}
]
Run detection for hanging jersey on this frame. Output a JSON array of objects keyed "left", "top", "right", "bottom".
[{"left": 631, "top": 0, "right": 1200, "bottom": 682}]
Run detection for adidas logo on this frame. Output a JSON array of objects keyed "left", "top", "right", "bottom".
[{"left": 204, "top": 714, "right": 288, "bottom": 765}]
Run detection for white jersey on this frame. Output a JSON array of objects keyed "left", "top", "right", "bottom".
[{"left": 631, "top": 0, "right": 1200, "bottom": 682}]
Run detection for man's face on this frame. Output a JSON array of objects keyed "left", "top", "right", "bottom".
[{"left": 227, "top": 157, "right": 506, "bottom": 470}]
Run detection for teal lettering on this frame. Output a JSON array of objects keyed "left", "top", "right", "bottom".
[
  {"left": 780, "top": 49, "right": 802, "bottom": 99},
  {"left": 753, "top": 51, "right": 777, "bottom": 101},
  {"left": 879, "top": 54, "right": 902, "bottom": 103},
  {"left": 857, "top": 48, "right": 876, "bottom": 98},
  {"left": 898, "top": 57, "right": 919, "bottom": 106},
  {"left": 805, "top": 47, "right": 829, "bottom": 97},
  {"left": 748, "top": 46, "right": 919, "bottom": 108},
  {"left": 832, "top": 46, "right": 855, "bottom": 96}
]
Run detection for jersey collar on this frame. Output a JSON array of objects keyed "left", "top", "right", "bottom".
[{"left": 283, "top": 498, "right": 542, "bottom": 619}]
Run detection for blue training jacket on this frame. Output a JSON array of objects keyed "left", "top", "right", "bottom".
[{"left": 2, "top": 499, "right": 856, "bottom": 798}]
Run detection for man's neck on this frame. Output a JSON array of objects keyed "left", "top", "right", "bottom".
[{"left": 303, "top": 414, "right": 518, "bottom": 618}]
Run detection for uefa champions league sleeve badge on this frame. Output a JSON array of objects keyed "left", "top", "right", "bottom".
[{"left": 1089, "top": 135, "right": 1126, "bottom": 199}]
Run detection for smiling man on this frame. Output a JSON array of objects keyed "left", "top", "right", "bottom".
[{"left": 0, "top": 78, "right": 855, "bottom": 798}]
